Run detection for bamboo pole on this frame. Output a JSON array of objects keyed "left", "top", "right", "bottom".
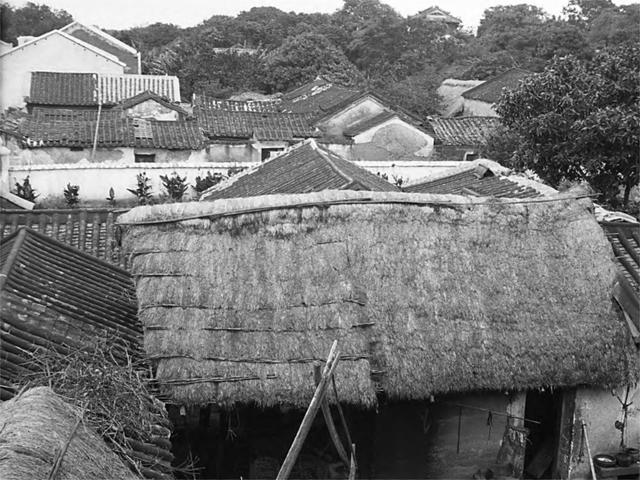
[
  {"left": 581, "top": 422, "right": 597, "bottom": 480},
  {"left": 348, "top": 443, "right": 357, "bottom": 480},
  {"left": 276, "top": 341, "right": 340, "bottom": 480},
  {"left": 314, "top": 364, "right": 349, "bottom": 466}
]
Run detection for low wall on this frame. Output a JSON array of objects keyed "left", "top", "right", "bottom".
[
  {"left": 9, "top": 160, "right": 470, "bottom": 202},
  {"left": 8, "top": 162, "right": 251, "bottom": 202}
]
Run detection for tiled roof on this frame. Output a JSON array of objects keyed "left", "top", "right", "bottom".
[
  {"left": 30, "top": 72, "right": 98, "bottom": 106},
  {"left": 602, "top": 222, "right": 640, "bottom": 293},
  {"left": 462, "top": 68, "right": 532, "bottom": 104},
  {"left": 99, "top": 74, "right": 181, "bottom": 103},
  {"left": 117, "top": 90, "right": 188, "bottom": 115},
  {"left": 416, "top": 7, "right": 462, "bottom": 24},
  {"left": 0, "top": 227, "right": 175, "bottom": 477},
  {"left": 343, "top": 111, "right": 398, "bottom": 137},
  {"left": 280, "top": 78, "right": 361, "bottom": 116},
  {"left": 428, "top": 116, "right": 501, "bottom": 145},
  {"left": 193, "top": 95, "right": 281, "bottom": 113},
  {"left": 201, "top": 139, "right": 398, "bottom": 200},
  {"left": 194, "top": 96, "right": 316, "bottom": 141},
  {"left": 20, "top": 110, "right": 205, "bottom": 149},
  {"left": 601, "top": 221, "right": 640, "bottom": 342},
  {"left": 0, "top": 208, "right": 126, "bottom": 266},
  {"left": 28, "top": 72, "right": 181, "bottom": 106},
  {"left": 404, "top": 164, "right": 543, "bottom": 198},
  {"left": 0, "top": 227, "right": 141, "bottom": 392}
]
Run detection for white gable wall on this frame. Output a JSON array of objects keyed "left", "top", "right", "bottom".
[
  {"left": 0, "top": 32, "right": 125, "bottom": 111},
  {"left": 351, "top": 117, "right": 435, "bottom": 159},
  {"left": 321, "top": 96, "right": 387, "bottom": 131}
]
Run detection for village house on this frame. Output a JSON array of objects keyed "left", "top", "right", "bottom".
[
  {"left": 411, "top": 6, "right": 462, "bottom": 29},
  {"left": 1, "top": 106, "right": 209, "bottom": 202},
  {"left": 199, "top": 139, "right": 398, "bottom": 201},
  {"left": 27, "top": 71, "right": 182, "bottom": 112},
  {"left": 117, "top": 189, "right": 638, "bottom": 479},
  {"left": 0, "top": 30, "right": 127, "bottom": 111},
  {"left": 427, "top": 116, "right": 502, "bottom": 161},
  {"left": 460, "top": 68, "right": 532, "bottom": 117},
  {"left": 193, "top": 94, "right": 318, "bottom": 163}
]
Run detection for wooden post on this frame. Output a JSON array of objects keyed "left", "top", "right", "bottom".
[
  {"left": 314, "top": 364, "right": 349, "bottom": 466},
  {"left": 348, "top": 443, "right": 357, "bottom": 480},
  {"left": 581, "top": 422, "right": 597, "bottom": 480},
  {"left": 276, "top": 341, "right": 340, "bottom": 480}
]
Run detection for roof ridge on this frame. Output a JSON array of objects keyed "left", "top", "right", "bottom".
[
  {"left": 0, "top": 228, "right": 28, "bottom": 291},
  {"left": 310, "top": 141, "right": 354, "bottom": 190}
]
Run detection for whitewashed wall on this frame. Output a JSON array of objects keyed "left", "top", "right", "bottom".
[
  {"left": 569, "top": 386, "right": 640, "bottom": 479},
  {"left": 0, "top": 32, "right": 124, "bottom": 111}
]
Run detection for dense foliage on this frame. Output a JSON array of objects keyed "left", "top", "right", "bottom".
[{"left": 496, "top": 45, "right": 639, "bottom": 209}]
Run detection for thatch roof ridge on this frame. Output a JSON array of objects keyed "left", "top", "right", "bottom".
[
  {"left": 0, "top": 387, "right": 136, "bottom": 480},
  {"left": 118, "top": 189, "right": 584, "bottom": 226}
]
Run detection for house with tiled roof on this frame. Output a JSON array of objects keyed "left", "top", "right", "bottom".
[
  {"left": 200, "top": 139, "right": 398, "bottom": 201},
  {"left": 0, "top": 106, "right": 213, "bottom": 202},
  {"left": 461, "top": 68, "right": 532, "bottom": 117},
  {"left": 403, "top": 159, "right": 554, "bottom": 198},
  {"left": 413, "top": 6, "right": 462, "bottom": 28},
  {"left": 28, "top": 71, "right": 181, "bottom": 112},
  {"left": 427, "top": 116, "right": 501, "bottom": 161},
  {"left": 0, "top": 30, "right": 126, "bottom": 112},
  {"left": 60, "top": 22, "right": 141, "bottom": 74},
  {"left": 193, "top": 93, "right": 318, "bottom": 162},
  {"left": 278, "top": 78, "right": 436, "bottom": 163}
]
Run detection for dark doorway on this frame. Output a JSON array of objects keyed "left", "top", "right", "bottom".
[{"left": 523, "top": 390, "right": 563, "bottom": 479}]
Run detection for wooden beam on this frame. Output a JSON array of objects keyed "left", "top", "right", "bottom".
[{"left": 276, "top": 341, "right": 340, "bottom": 480}]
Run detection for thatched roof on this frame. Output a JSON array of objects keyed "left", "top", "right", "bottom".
[
  {"left": 118, "top": 191, "right": 638, "bottom": 408},
  {"left": 0, "top": 387, "right": 136, "bottom": 480}
]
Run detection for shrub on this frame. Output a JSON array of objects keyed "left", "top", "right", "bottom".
[
  {"left": 127, "top": 172, "right": 153, "bottom": 205},
  {"left": 160, "top": 171, "right": 188, "bottom": 201},
  {"left": 13, "top": 176, "right": 38, "bottom": 202},
  {"left": 193, "top": 171, "right": 226, "bottom": 193},
  {"left": 63, "top": 183, "right": 80, "bottom": 207}
]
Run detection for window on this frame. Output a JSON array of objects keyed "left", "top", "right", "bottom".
[
  {"left": 134, "top": 153, "right": 156, "bottom": 163},
  {"left": 261, "top": 147, "right": 284, "bottom": 161},
  {"left": 69, "top": 147, "right": 84, "bottom": 151}
]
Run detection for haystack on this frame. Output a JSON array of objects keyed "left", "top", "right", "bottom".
[
  {"left": 118, "top": 190, "right": 638, "bottom": 409},
  {"left": 0, "top": 387, "right": 136, "bottom": 480}
]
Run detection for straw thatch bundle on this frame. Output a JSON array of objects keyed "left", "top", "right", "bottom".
[
  {"left": 119, "top": 190, "right": 638, "bottom": 408},
  {"left": 0, "top": 387, "right": 136, "bottom": 480}
]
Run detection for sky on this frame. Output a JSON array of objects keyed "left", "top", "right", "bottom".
[{"left": 5, "top": 0, "right": 638, "bottom": 30}]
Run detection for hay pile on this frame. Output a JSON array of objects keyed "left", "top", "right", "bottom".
[
  {"left": 19, "top": 339, "right": 174, "bottom": 479},
  {"left": 119, "top": 190, "right": 639, "bottom": 408},
  {"left": 0, "top": 386, "right": 135, "bottom": 480}
]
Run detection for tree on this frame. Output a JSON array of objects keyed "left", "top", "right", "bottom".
[
  {"left": 497, "top": 45, "right": 640, "bottom": 209},
  {"left": 262, "top": 32, "right": 361, "bottom": 92},
  {"left": 1, "top": 1, "right": 72, "bottom": 44}
]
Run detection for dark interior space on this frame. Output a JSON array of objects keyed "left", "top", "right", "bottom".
[
  {"left": 524, "top": 390, "right": 563, "bottom": 479},
  {"left": 168, "top": 403, "right": 376, "bottom": 479}
]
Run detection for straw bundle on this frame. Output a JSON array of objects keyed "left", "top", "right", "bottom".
[
  {"left": 0, "top": 387, "right": 135, "bottom": 480},
  {"left": 119, "top": 190, "right": 638, "bottom": 408}
]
